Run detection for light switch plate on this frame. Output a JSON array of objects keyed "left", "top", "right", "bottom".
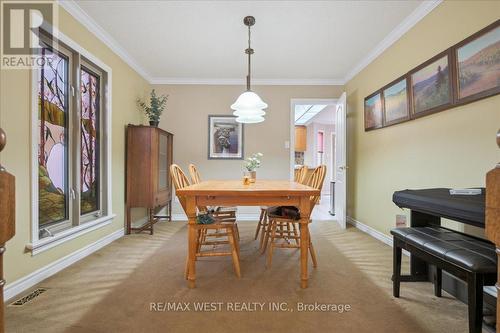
[{"left": 284, "top": 141, "right": 290, "bottom": 149}]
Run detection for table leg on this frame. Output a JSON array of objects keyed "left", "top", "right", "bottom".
[
  {"left": 300, "top": 221, "right": 309, "bottom": 289},
  {"left": 186, "top": 196, "right": 197, "bottom": 288},
  {"left": 299, "top": 196, "right": 311, "bottom": 289}
]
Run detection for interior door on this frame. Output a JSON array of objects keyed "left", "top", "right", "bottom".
[{"left": 334, "top": 92, "right": 347, "bottom": 229}]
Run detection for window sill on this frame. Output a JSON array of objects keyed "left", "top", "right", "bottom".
[{"left": 26, "top": 214, "right": 116, "bottom": 256}]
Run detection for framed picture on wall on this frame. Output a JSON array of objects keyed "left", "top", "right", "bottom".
[
  {"left": 409, "top": 50, "right": 453, "bottom": 118},
  {"left": 454, "top": 20, "right": 500, "bottom": 105},
  {"left": 208, "top": 115, "right": 244, "bottom": 159},
  {"left": 364, "top": 92, "right": 383, "bottom": 131},
  {"left": 382, "top": 76, "right": 410, "bottom": 126}
]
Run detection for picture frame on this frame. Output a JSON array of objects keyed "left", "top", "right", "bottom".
[
  {"left": 409, "top": 50, "right": 454, "bottom": 119},
  {"left": 364, "top": 91, "right": 383, "bottom": 131},
  {"left": 208, "top": 115, "right": 244, "bottom": 160},
  {"left": 382, "top": 76, "right": 410, "bottom": 127},
  {"left": 453, "top": 19, "right": 500, "bottom": 105}
]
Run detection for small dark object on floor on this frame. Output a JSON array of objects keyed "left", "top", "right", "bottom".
[{"left": 197, "top": 213, "right": 215, "bottom": 225}]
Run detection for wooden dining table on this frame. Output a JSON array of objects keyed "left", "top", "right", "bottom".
[{"left": 175, "top": 180, "right": 320, "bottom": 289}]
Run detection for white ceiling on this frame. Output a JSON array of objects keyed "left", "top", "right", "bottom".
[
  {"left": 309, "top": 105, "right": 336, "bottom": 125},
  {"left": 63, "top": 0, "right": 441, "bottom": 84},
  {"left": 294, "top": 103, "right": 335, "bottom": 125},
  {"left": 295, "top": 104, "right": 328, "bottom": 125}
]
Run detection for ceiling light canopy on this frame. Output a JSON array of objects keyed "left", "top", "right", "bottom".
[{"left": 231, "top": 16, "right": 268, "bottom": 124}]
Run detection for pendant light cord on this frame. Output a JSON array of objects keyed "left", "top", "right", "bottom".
[{"left": 246, "top": 24, "right": 254, "bottom": 91}]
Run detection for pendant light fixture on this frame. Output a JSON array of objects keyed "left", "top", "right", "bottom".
[{"left": 231, "top": 16, "right": 268, "bottom": 124}]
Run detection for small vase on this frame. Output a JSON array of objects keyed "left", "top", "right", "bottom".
[
  {"left": 248, "top": 170, "right": 256, "bottom": 183},
  {"left": 149, "top": 120, "right": 159, "bottom": 127}
]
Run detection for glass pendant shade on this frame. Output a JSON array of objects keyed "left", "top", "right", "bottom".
[
  {"left": 235, "top": 115, "right": 265, "bottom": 123},
  {"left": 231, "top": 91, "right": 268, "bottom": 116}
]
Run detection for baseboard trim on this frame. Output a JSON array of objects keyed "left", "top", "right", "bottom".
[
  {"left": 4, "top": 228, "right": 124, "bottom": 302},
  {"left": 347, "top": 216, "right": 411, "bottom": 257},
  {"left": 347, "top": 216, "right": 393, "bottom": 247},
  {"left": 171, "top": 213, "right": 260, "bottom": 221}
]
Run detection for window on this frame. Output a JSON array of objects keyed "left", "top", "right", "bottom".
[
  {"left": 80, "top": 65, "right": 101, "bottom": 217},
  {"left": 31, "top": 30, "right": 112, "bottom": 252},
  {"left": 37, "top": 38, "right": 72, "bottom": 232}
]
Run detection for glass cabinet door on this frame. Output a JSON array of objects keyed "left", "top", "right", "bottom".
[{"left": 158, "top": 132, "right": 168, "bottom": 190}]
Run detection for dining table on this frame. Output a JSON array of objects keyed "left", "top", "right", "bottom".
[{"left": 175, "top": 179, "right": 320, "bottom": 289}]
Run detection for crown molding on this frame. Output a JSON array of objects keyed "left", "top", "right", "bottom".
[
  {"left": 343, "top": 0, "right": 442, "bottom": 83},
  {"left": 58, "top": 0, "right": 152, "bottom": 82},
  {"left": 150, "top": 77, "right": 345, "bottom": 86}
]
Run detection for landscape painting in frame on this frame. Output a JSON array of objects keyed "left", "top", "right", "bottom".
[
  {"left": 456, "top": 22, "right": 500, "bottom": 102},
  {"left": 411, "top": 53, "right": 451, "bottom": 116},
  {"left": 364, "top": 93, "right": 383, "bottom": 131},
  {"left": 208, "top": 115, "right": 244, "bottom": 159},
  {"left": 383, "top": 78, "right": 409, "bottom": 126}
]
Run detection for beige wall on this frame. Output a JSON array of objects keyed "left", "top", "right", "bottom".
[
  {"left": 0, "top": 6, "right": 149, "bottom": 283},
  {"left": 345, "top": 1, "right": 500, "bottom": 236},
  {"left": 152, "top": 84, "right": 343, "bottom": 214}
]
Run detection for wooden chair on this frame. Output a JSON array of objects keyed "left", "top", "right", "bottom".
[
  {"left": 265, "top": 165, "right": 326, "bottom": 268},
  {"left": 170, "top": 164, "right": 241, "bottom": 278},
  {"left": 255, "top": 165, "right": 308, "bottom": 252},
  {"left": 188, "top": 163, "right": 239, "bottom": 241},
  {"left": 295, "top": 165, "right": 308, "bottom": 184},
  {"left": 188, "top": 163, "right": 202, "bottom": 184}
]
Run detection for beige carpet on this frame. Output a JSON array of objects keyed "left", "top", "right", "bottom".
[{"left": 6, "top": 221, "right": 472, "bottom": 333}]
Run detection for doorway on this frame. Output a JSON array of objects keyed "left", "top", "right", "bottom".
[{"left": 290, "top": 98, "right": 338, "bottom": 221}]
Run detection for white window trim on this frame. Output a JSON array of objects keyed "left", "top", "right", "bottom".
[
  {"left": 26, "top": 214, "right": 116, "bottom": 255},
  {"left": 28, "top": 24, "right": 114, "bottom": 256}
]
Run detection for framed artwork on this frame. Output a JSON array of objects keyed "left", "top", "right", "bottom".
[
  {"left": 208, "top": 115, "right": 244, "bottom": 159},
  {"left": 382, "top": 76, "right": 410, "bottom": 126},
  {"left": 364, "top": 92, "right": 383, "bottom": 131},
  {"left": 410, "top": 50, "right": 453, "bottom": 118},
  {"left": 454, "top": 20, "right": 500, "bottom": 105}
]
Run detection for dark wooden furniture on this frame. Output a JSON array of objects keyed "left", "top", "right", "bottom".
[
  {"left": 391, "top": 188, "right": 495, "bottom": 333},
  {"left": 485, "top": 129, "right": 500, "bottom": 333},
  {"left": 0, "top": 128, "right": 16, "bottom": 333},
  {"left": 126, "top": 125, "right": 173, "bottom": 234}
]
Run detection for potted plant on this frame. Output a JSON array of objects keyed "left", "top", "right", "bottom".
[
  {"left": 243, "top": 153, "right": 263, "bottom": 183},
  {"left": 137, "top": 89, "right": 168, "bottom": 127}
]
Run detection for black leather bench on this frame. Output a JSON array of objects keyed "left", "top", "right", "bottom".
[{"left": 391, "top": 188, "right": 496, "bottom": 333}]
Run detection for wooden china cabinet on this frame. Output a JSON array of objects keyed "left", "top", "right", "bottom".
[{"left": 126, "top": 125, "right": 173, "bottom": 234}]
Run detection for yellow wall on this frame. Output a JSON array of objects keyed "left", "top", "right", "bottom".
[
  {"left": 0, "top": 6, "right": 149, "bottom": 283},
  {"left": 346, "top": 1, "right": 500, "bottom": 236},
  {"left": 152, "top": 84, "right": 343, "bottom": 214}
]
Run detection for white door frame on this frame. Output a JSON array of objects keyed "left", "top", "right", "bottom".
[
  {"left": 331, "top": 132, "right": 336, "bottom": 182},
  {"left": 289, "top": 98, "right": 337, "bottom": 180},
  {"left": 334, "top": 92, "right": 347, "bottom": 229}
]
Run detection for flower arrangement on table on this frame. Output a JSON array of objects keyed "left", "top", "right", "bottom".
[{"left": 243, "top": 152, "right": 263, "bottom": 182}]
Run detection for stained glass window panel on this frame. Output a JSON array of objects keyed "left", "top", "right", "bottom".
[
  {"left": 38, "top": 46, "right": 69, "bottom": 226},
  {"left": 80, "top": 68, "right": 100, "bottom": 215}
]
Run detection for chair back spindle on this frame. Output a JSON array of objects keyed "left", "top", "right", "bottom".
[
  {"left": 188, "top": 164, "right": 202, "bottom": 184},
  {"left": 307, "top": 165, "right": 327, "bottom": 207},
  {"left": 295, "top": 165, "right": 308, "bottom": 184},
  {"left": 170, "top": 164, "right": 191, "bottom": 212}
]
